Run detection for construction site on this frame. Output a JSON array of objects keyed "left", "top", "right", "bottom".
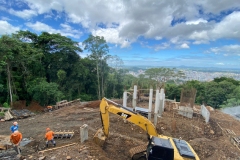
[{"left": 1, "top": 87, "right": 240, "bottom": 160}]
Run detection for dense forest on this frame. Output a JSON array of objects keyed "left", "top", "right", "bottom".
[{"left": 0, "top": 31, "right": 240, "bottom": 109}]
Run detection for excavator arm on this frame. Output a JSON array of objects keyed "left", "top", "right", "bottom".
[
  {"left": 99, "top": 98, "right": 158, "bottom": 137},
  {"left": 93, "top": 97, "right": 157, "bottom": 146}
]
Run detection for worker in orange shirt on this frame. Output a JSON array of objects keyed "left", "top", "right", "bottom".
[
  {"left": 45, "top": 128, "right": 56, "bottom": 147},
  {"left": 10, "top": 130, "right": 22, "bottom": 154},
  {"left": 47, "top": 105, "right": 53, "bottom": 112}
]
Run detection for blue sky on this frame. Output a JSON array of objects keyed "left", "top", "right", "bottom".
[{"left": 0, "top": 0, "right": 240, "bottom": 68}]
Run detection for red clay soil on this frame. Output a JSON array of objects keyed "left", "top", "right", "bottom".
[
  {"left": 85, "top": 100, "right": 101, "bottom": 108},
  {"left": 12, "top": 100, "right": 44, "bottom": 112},
  {"left": 86, "top": 99, "right": 123, "bottom": 108},
  {"left": 27, "top": 101, "right": 44, "bottom": 112}
]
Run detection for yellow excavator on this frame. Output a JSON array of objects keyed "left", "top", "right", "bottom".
[{"left": 93, "top": 98, "right": 200, "bottom": 160}]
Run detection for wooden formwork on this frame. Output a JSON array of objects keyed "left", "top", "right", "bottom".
[
  {"left": 226, "top": 129, "right": 236, "bottom": 136},
  {"left": 230, "top": 136, "right": 240, "bottom": 151},
  {"left": 220, "top": 127, "right": 240, "bottom": 151},
  {"left": 54, "top": 99, "right": 81, "bottom": 110},
  {"left": 54, "top": 130, "right": 74, "bottom": 139}
]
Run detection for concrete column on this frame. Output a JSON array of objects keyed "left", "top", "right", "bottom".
[
  {"left": 148, "top": 88, "right": 153, "bottom": 120},
  {"left": 80, "top": 124, "right": 88, "bottom": 143},
  {"left": 132, "top": 85, "right": 137, "bottom": 109},
  {"left": 158, "top": 89, "right": 164, "bottom": 116},
  {"left": 123, "top": 91, "right": 127, "bottom": 107},
  {"left": 158, "top": 93, "right": 163, "bottom": 116},
  {"left": 163, "top": 93, "right": 165, "bottom": 111},
  {"left": 154, "top": 89, "right": 159, "bottom": 126}
]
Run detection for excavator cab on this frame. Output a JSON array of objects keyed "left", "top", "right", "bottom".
[
  {"left": 145, "top": 136, "right": 196, "bottom": 160},
  {"left": 146, "top": 136, "right": 174, "bottom": 160}
]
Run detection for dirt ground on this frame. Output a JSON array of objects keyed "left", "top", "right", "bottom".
[{"left": 1, "top": 99, "right": 240, "bottom": 160}]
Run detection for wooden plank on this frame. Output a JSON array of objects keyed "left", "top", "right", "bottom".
[
  {"left": 38, "top": 143, "right": 77, "bottom": 153},
  {"left": 0, "top": 145, "right": 6, "bottom": 150},
  {"left": 217, "top": 123, "right": 223, "bottom": 131}
]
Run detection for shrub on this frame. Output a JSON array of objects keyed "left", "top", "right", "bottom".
[
  {"left": 3, "top": 102, "right": 10, "bottom": 108},
  {"left": 0, "top": 112, "right": 4, "bottom": 117}
]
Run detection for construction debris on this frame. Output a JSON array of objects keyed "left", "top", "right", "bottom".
[
  {"left": 44, "top": 99, "right": 81, "bottom": 112},
  {"left": 0, "top": 135, "right": 12, "bottom": 150},
  {"left": 0, "top": 107, "right": 13, "bottom": 121},
  {"left": 10, "top": 109, "right": 35, "bottom": 119}
]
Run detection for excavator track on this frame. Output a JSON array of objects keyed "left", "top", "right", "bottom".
[{"left": 129, "top": 144, "right": 148, "bottom": 160}]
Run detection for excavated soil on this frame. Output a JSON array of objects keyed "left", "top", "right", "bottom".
[{"left": 1, "top": 100, "right": 240, "bottom": 160}]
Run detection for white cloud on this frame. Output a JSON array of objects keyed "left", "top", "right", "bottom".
[
  {"left": 2, "top": 0, "right": 240, "bottom": 48},
  {"left": 207, "top": 45, "right": 240, "bottom": 56},
  {"left": 211, "top": 11, "right": 240, "bottom": 40},
  {"left": 26, "top": 21, "right": 82, "bottom": 39},
  {"left": 189, "top": 31, "right": 209, "bottom": 41},
  {"left": 0, "top": 20, "right": 20, "bottom": 35},
  {"left": 1, "top": 16, "right": 11, "bottom": 21},
  {"left": 180, "top": 43, "right": 190, "bottom": 49},
  {"left": 155, "top": 36, "right": 162, "bottom": 40},
  {"left": 186, "top": 18, "right": 208, "bottom": 25},
  {"left": 67, "top": 13, "right": 90, "bottom": 28},
  {"left": 60, "top": 23, "right": 72, "bottom": 31},
  {"left": 9, "top": 9, "right": 37, "bottom": 19},
  {"left": 154, "top": 43, "right": 170, "bottom": 51},
  {"left": 92, "top": 28, "right": 132, "bottom": 48}
]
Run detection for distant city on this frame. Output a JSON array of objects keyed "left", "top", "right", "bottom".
[{"left": 125, "top": 66, "right": 240, "bottom": 82}]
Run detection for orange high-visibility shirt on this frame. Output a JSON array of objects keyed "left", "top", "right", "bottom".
[
  {"left": 10, "top": 132, "right": 22, "bottom": 144},
  {"left": 47, "top": 106, "right": 52, "bottom": 109},
  {"left": 45, "top": 131, "right": 54, "bottom": 140}
]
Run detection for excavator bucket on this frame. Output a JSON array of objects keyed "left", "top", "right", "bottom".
[{"left": 93, "top": 128, "right": 106, "bottom": 147}]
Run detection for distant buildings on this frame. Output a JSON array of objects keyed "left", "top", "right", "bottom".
[{"left": 128, "top": 69, "right": 240, "bottom": 82}]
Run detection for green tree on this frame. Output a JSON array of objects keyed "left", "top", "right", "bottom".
[
  {"left": 204, "top": 81, "right": 225, "bottom": 108},
  {"left": 15, "top": 31, "right": 83, "bottom": 101},
  {"left": 165, "top": 83, "right": 181, "bottom": 101},
  {"left": 83, "top": 35, "right": 109, "bottom": 99},
  {"left": 0, "top": 35, "right": 40, "bottom": 105},
  {"left": 213, "top": 77, "right": 239, "bottom": 86},
  {"left": 27, "top": 78, "right": 64, "bottom": 106}
]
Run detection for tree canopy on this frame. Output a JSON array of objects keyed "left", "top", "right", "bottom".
[{"left": 0, "top": 31, "right": 239, "bottom": 110}]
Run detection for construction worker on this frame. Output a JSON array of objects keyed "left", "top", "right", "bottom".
[
  {"left": 47, "top": 105, "right": 53, "bottom": 112},
  {"left": 10, "top": 121, "right": 19, "bottom": 133},
  {"left": 45, "top": 128, "right": 56, "bottom": 147},
  {"left": 10, "top": 130, "right": 22, "bottom": 154}
]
